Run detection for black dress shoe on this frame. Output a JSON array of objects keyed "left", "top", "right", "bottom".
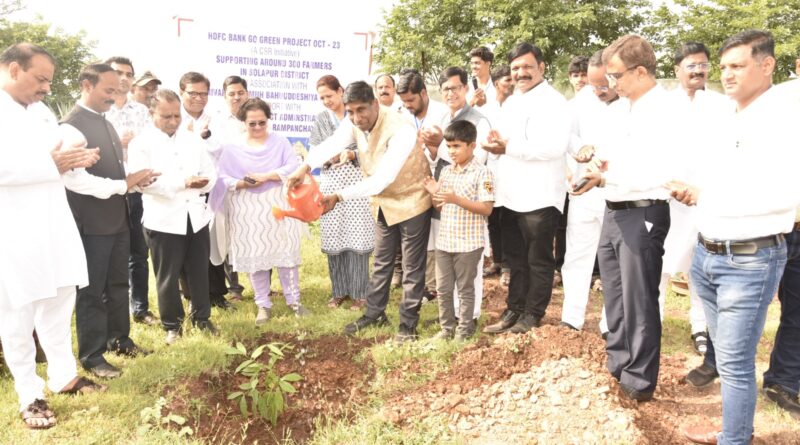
[
  {"left": 483, "top": 309, "right": 520, "bottom": 334},
  {"left": 764, "top": 384, "right": 800, "bottom": 418},
  {"left": 343, "top": 313, "right": 389, "bottom": 335},
  {"left": 619, "top": 383, "right": 653, "bottom": 402},
  {"left": 394, "top": 324, "right": 419, "bottom": 343},
  {"left": 114, "top": 344, "right": 151, "bottom": 358},
  {"left": 133, "top": 311, "right": 158, "bottom": 325},
  {"left": 686, "top": 363, "right": 719, "bottom": 388},
  {"left": 508, "top": 314, "right": 541, "bottom": 333},
  {"left": 194, "top": 320, "right": 219, "bottom": 336},
  {"left": 602, "top": 331, "right": 609, "bottom": 341},
  {"left": 89, "top": 362, "right": 122, "bottom": 379},
  {"left": 210, "top": 297, "right": 233, "bottom": 310}
]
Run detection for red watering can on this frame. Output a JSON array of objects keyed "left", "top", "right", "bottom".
[{"left": 272, "top": 173, "right": 324, "bottom": 222}]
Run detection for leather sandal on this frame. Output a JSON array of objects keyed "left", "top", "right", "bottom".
[
  {"left": 59, "top": 376, "right": 108, "bottom": 395},
  {"left": 21, "top": 399, "right": 56, "bottom": 430},
  {"left": 327, "top": 295, "right": 349, "bottom": 308}
]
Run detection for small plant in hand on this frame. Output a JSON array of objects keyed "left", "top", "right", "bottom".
[{"left": 226, "top": 341, "right": 303, "bottom": 425}]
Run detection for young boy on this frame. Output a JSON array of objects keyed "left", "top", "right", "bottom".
[{"left": 424, "top": 120, "right": 494, "bottom": 340}]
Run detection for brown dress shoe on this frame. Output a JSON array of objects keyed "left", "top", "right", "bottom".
[
  {"left": 682, "top": 424, "right": 753, "bottom": 445},
  {"left": 682, "top": 424, "right": 720, "bottom": 444}
]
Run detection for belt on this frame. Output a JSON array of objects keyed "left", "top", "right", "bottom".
[
  {"left": 605, "top": 199, "right": 667, "bottom": 211},
  {"left": 698, "top": 233, "right": 784, "bottom": 255}
]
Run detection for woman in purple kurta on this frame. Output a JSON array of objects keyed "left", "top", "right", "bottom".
[{"left": 209, "top": 98, "right": 307, "bottom": 323}]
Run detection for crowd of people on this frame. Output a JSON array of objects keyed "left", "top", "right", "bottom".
[{"left": 1, "top": 27, "right": 799, "bottom": 445}]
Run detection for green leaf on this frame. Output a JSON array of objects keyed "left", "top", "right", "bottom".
[
  {"left": 227, "top": 391, "right": 243, "bottom": 400},
  {"left": 235, "top": 359, "right": 254, "bottom": 374},
  {"left": 251, "top": 344, "right": 267, "bottom": 359},
  {"left": 225, "top": 346, "right": 244, "bottom": 356},
  {"left": 282, "top": 373, "right": 303, "bottom": 382},
  {"left": 178, "top": 426, "right": 193, "bottom": 437},
  {"left": 168, "top": 414, "right": 186, "bottom": 425},
  {"left": 239, "top": 396, "right": 249, "bottom": 416},
  {"left": 278, "top": 380, "right": 297, "bottom": 394},
  {"left": 236, "top": 342, "right": 247, "bottom": 354},
  {"left": 267, "top": 343, "right": 285, "bottom": 357}
]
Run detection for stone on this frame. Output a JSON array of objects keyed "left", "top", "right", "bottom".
[{"left": 579, "top": 398, "right": 590, "bottom": 410}]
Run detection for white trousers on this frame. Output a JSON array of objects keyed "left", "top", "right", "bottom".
[
  {"left": 0, "top": 287, "right": 78, "bottom": 411},
  {"left": 429, "top": 218, "right": 484, "bottom": 319},
  {"left": 560, "top": 203, "right": 608, "bottom": 332},
  {"left": 658, "top": 273, "right": 707, "bottom": 334}
]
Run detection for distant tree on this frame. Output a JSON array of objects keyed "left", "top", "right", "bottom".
[
  {"left": 0, "top": 17, "right": 96, "bottom": 110},
  {"left": 0, "top": 0, "right": 23, "bottom": 18},
  {"left": 644, "top": 0, "right": 800, "bottom": 82},
  {"left": 375, "top": 0, "right": 648, "bottom": 89}
]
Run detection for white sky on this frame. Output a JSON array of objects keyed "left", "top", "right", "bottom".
[{"left": 9, "top": 0, "right": 396, "bottom": 75}]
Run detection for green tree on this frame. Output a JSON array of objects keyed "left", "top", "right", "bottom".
[
  {"left": 375, "top": 0, "right": 648, "bottom": 89},
  {"left": 645, "top": 0, "right": 800, "bottom": 82},
  {"left": 376, "top": 0, "right": 485, "bottom": 84},
  {"left": 0, "top": 17, "right": 96, "bottom": 110}
]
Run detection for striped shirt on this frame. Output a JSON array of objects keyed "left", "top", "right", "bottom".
[{"left": 436, "top": 158, "right": 494, "bottom": 253}]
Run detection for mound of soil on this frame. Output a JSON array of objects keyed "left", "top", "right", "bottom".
[{"left": 166, "top": 334, "right": 378, "bottom": 444}]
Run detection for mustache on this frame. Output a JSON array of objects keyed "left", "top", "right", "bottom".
[
  {"left": 380, "top": 92, "right": 390, "bottom": 97},
  {"left": 104, "top": 100, "right": 115, "bottom": 105},
  {"left": 690, "top": 73, "right": 705, "bottom": 79},
  {"left": 516, "top": 75, "right": 532, "bottom": 81}
]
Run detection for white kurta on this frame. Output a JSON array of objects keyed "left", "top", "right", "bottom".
[{"left": 0, "top": 91, "right": 88, "bottom": 309}]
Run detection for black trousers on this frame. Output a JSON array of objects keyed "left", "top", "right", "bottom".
[
  {"left": 503, "top": 206, "right": 561, "bottom": 318},
  {"left": 208, "top": 260, "right": 243, "bottom": 299},
  {"left": 128, "top": 192, "right": 150, "bottom": 316},
  {"left": 145, "top": 219, "right": 211, "bottom": 331},
  {"left": 76, "top": 230, "right": 133, "bottom": 369},
  {"left": 598, "top": 203, "right": 669, "bottom": 393},
  {"left": 487, "top": 206, "right": 505, "bottom": 264},
  {"left": 365, "top": 208, "right": 431, "bottom": 329}
]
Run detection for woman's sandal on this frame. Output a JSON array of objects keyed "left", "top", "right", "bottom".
[
  {"left": 21, "top": 399, "right": 56, "bottom": 430},
  {"left": 350, "top": 299, "right": 367, "bottom": 311},
  {"left": 59, "top": 376, "right": 108, "bottom": 395},
  {"left": 327, "top": 295, "right": 350, "bottom": 308}
]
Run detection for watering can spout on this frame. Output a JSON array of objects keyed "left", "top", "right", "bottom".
[{"left": 271, "top": 173, "right": 324, "bottom": 223}]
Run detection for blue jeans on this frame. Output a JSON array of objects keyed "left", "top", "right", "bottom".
[
  {"left": 690, "top": 238, "right": 786, "bottom": 445},
  {"left": 763, "top": 229, "right": 800, "bottom": 396}
]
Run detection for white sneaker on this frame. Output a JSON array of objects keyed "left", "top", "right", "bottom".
[
  {"left": 291, "top": 304, "right": 310, "bottom": 317},
  {"left": 255, "top": 307, "right": 270, "bottom": 325}
]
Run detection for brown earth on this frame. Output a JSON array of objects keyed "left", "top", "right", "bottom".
[
  {"left": 165, "top": 276, "right": 800, "bottom": 444},
  {"left": 165, "top": 334, "right": 379, "bottom": 444}
]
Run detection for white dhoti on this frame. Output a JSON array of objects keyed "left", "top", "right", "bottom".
[{"left": 0, "top": 287, "right": 78, "bottom": 411}]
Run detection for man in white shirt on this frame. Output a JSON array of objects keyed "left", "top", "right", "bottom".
[
  {"left": 207, "top": 75, "right": 249, "bottom": 302},
  {"left": 0, "top": 42, "right": 106, "bottom": 430},
  {"left": 664, "top": 42, "right": 732, "bottom": 389},
  {"left": 481, "top": 65, "right": 513, "bottom": 284},
  {"left": 560, "top": 50, "right": 624, "bottom": 335},
  {"left": 104, "top": 56, "right": 156, "bottom": 326},
  {"left": 128, "top": 89, "right": 219, "bottom": 345},
  {"left": 397, "top": 69, "right": 449, "bottom": 301},
  {"left": 467, "top": 46, "right": 496, "bottom": 109},
  {"left": 287, "top": 81, "right": 431, "bottom": 343},
  {"left": 177, "top": 71, "right": 234, "bottom": 310},
  {"left": 575, "top": 35, "right": 676, "bottom": 401},
  {"left": 760, "top": 58, "right": 800, "bottom": 420},
  {"left": 375, "top": 73, "right": 402, "bottom": 112},
  {"left": 674, "top": 30, "right": 800, "bottom": 445},
  {"left": 482, "top": 42, "right": 570, "bottom": 334}
]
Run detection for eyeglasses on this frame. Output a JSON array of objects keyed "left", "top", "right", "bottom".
[
  {"left": 605, "top": 66, "right": 638, "bottom": 82},
  {"left": 247, "top": 120, "right": 268, "bottom": 128},
  {"left": 441, "top": 85, "right": 464, "bottom": 95},
  {"left": 684, "top": 62, "right": 710, "bottom": 71},
  {"left": 591, "top": 85, "right": 610, "bottom": 93},
  {"left": 183, "top": 91, "right": 209, "bottom": 100}
]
